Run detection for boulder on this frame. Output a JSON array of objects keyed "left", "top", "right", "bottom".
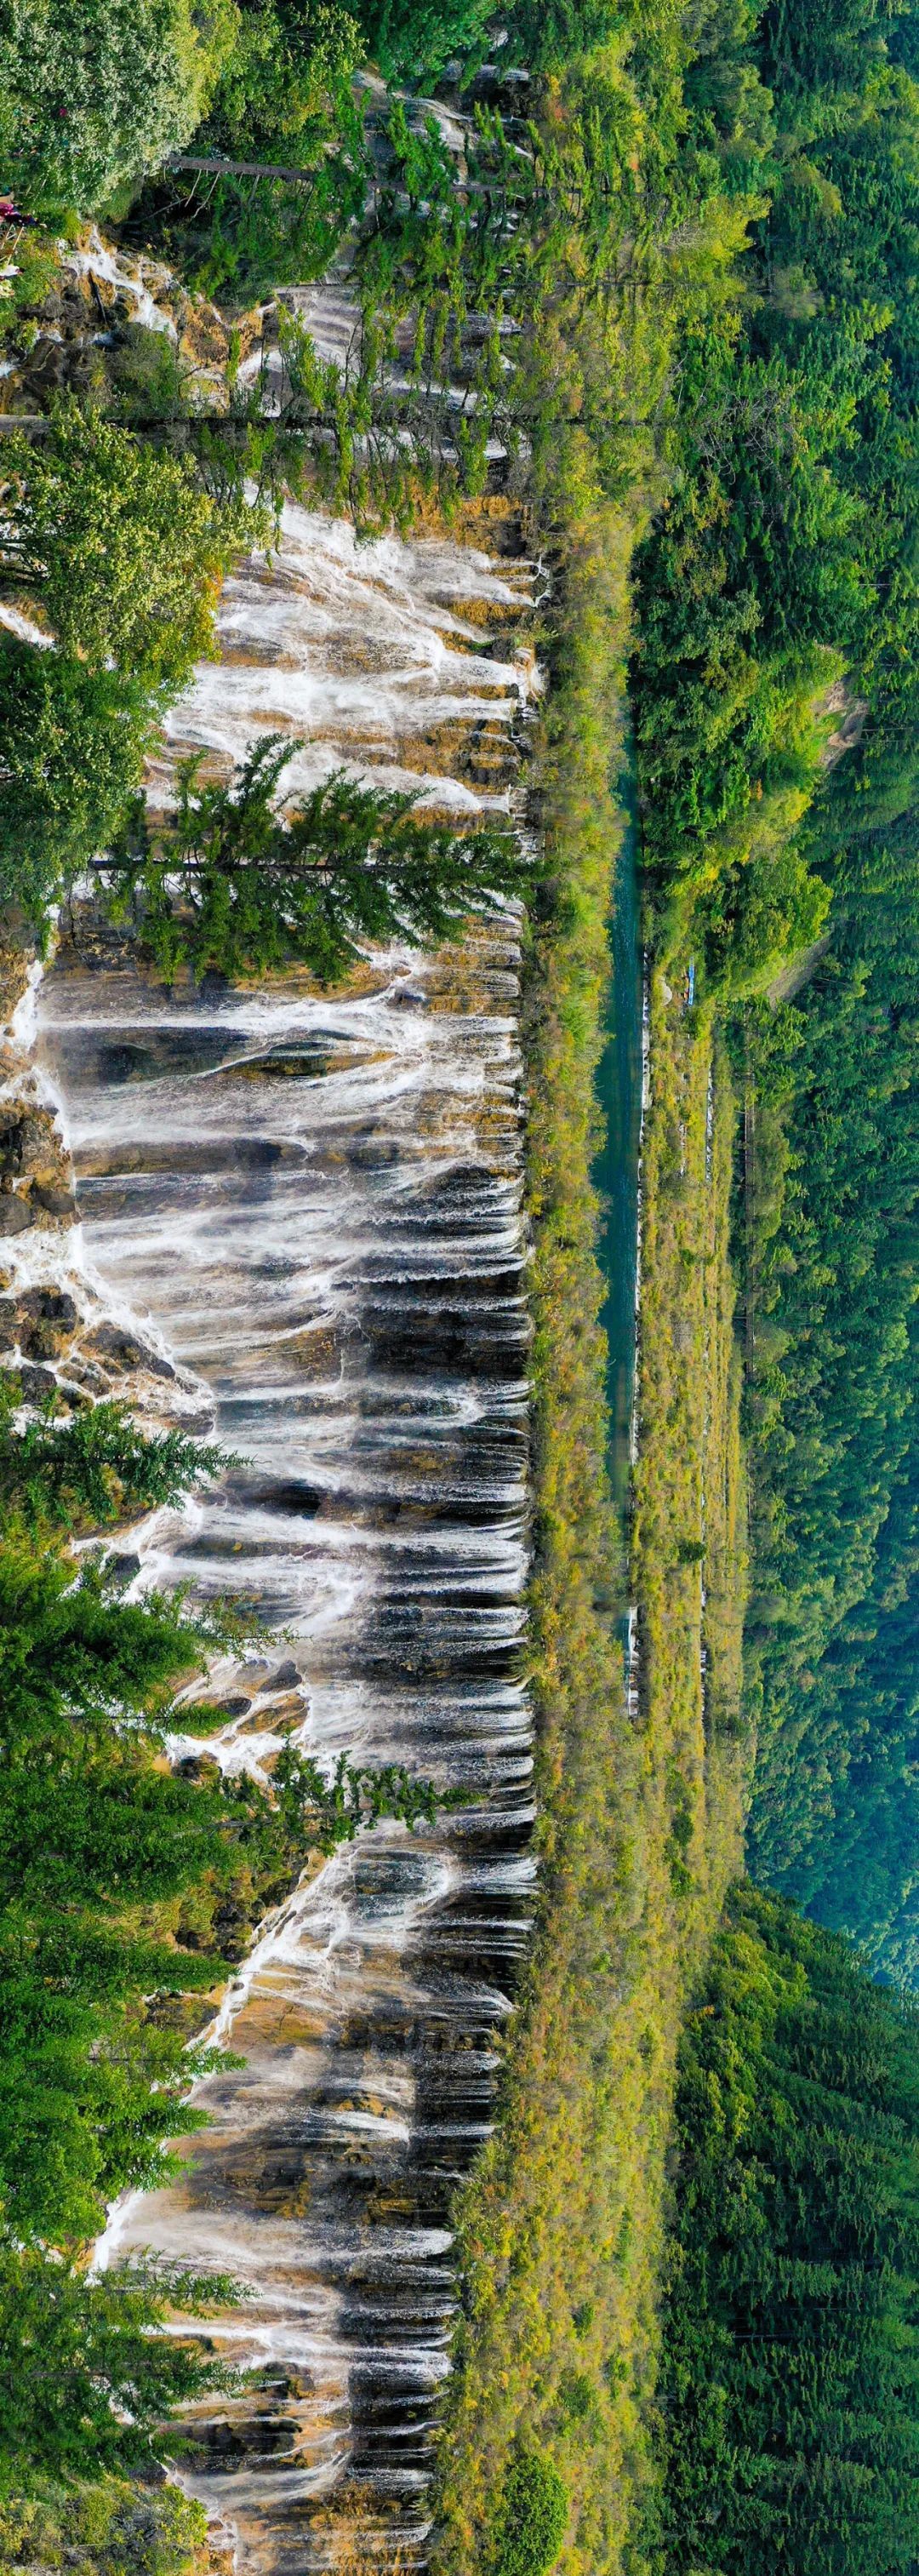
[
  {"left": 0, "top": 1197, "right": 32, "bottom": 1237},
  {"left": 84, "top": 1322, "right": 176, "bottom": 1380},
  {"left": 19, "top": 1287, "right": 78, "bottom": 1326},
  {"left": 175, "top": 1752, "right": 222, "bottom": 1783},
  {"left": 5, "top": 1360, "right": 56, "bottom": 1404},
  {"left": 257, "top": 1661, "right": 302, "bottom": 1694},
  {"left": 0, "top": 1106, "right": 60, "bottom": 1179},
  {"left": 31, "top": 1183, "right": 77, "bottom": 1221},
  {"left": 104, "top": 1551, "right": 142, "bottom": 1588}
]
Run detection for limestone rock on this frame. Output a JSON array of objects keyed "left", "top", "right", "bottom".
[{"left": 0, "top": 1197, "right": 32, "bottom": 1237}]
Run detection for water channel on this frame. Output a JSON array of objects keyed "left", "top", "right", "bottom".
[{"left": 593, "top": 771, "right": 645, "bottom": 1513}]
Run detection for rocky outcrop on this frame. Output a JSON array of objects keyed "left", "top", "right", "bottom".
[
  {"left": 0, "top": 226, "right": 265, "bottom": 421},
  {"left": 0, "top": 927, "right": 209, "bottom": 1423}
]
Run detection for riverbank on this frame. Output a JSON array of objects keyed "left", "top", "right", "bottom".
[{"left": 432, "top": 503, "right": 749, "bottom": 2575}]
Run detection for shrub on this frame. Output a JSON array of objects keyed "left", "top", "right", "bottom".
[
  {"left": 351, "top": 0, "right": 491, "bottom": 78},
  {"left": 488, "top": 2451, "right": 568, "bottom": 2576}
]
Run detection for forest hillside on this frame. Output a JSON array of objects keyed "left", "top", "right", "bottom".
[{"left": 0, "top": 0, "right": 918, "bottom": 2567}]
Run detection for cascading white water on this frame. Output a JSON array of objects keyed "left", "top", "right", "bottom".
[{"left": 37, "top": 501, "right": 539, "bottom": 2572}]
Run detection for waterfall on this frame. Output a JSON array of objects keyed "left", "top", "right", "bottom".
[{"left": 37, "top": 502, "right": 539, "bottom": 2573}]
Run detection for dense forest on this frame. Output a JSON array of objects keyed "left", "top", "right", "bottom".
[
  {"left": 651, "top": 1885, "right": 919, "bottom": 2576},
  {"left": 743, "top": 791, "right": 919, "bottom": 1982},
  {"left": 631, "top": 0, "right": 919, "bottom": 988},
  {"left": 624, "top": 0, "right": 919, "bottom": 1990},
  {"left": 629, "top": 2, "right": 919, "bottom": 2544},
  {"left": 705, "top": 0, "right": 919, "bottom": 1978}
]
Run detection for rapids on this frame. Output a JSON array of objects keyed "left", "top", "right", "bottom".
[{"left": 37, "top": 501, "right": 540, "bottom": 2573}]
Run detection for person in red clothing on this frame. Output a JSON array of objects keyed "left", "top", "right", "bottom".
[{"left": 0, "top": 196, "right": 37, "bottom": 226}]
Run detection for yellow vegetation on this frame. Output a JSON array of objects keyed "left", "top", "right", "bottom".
[{"left": 431, "top": 497, "right": 748, "bottom": 2574}]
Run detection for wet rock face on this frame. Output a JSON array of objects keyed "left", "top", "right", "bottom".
[
  {"left": 0, "top": 1083, "right": 77, "bottom": 1239},
  {"left": 37, "top": 916, "right": 534, "bottom": 2569},
  {"left": 29, "top": 493, "right": 539, "bottom": 2573},
  {"left": 1, "top": 226, "right": 264, "bottom": 421},
  {"left": 0, "top": 946, "right": 214, "bottom": 1423},
  {"left": 32, "top": 1182, "right": 77, "bottom": 1218},
  {"left": 0, "top": 940, "right": 34, "bottom": 1024},
  {"left": 83, "top": 1321, "right": 177, "bottom": 1381},
  {"left": 0, "top": 1198, "right": 33, "bottom": 1238}
]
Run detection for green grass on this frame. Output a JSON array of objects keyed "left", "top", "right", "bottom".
[{"left": 431, "top": 499, "right": 749, "bottom": 2576}]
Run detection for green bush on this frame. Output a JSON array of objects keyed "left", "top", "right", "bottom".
[
  {"left": 0, "top": 2244, "right": 238, "bottom": 2484},
  {"left": 0, "top": 2481, "right": 206, "bottom": 2576},
  {"left": 0, "top": 1389, "right": 227, "bottom": 1535},
  {"left": 351, "top": 0, "right": 491, "bottom": 77},
  {"left": 488, "top": 2451, "right": 568, "bottom": 2576},
  {"left": 0, "top": 400, "right": 253, "bottom": 690},
  {"left": 0, "top": 0, "right": 237, "bottom": 213},
  {"left": 0, "top": 640, "right": 151, "bottom": 930},
  {"left": 202, "top": 0, "right": 360, "bottom": 157},
  {"left": 139, "top": 0, "right": 367, "bottom": 300}
]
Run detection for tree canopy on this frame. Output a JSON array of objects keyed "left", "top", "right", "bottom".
[
  {"left": 0, "top": 640, "right": 154, "bottom": 927},
  {"left": 0, "top": 0, "right": 237, "bottom": 210},
  {"left": 653, "top": 1884, "right": 919, "bottom": 2576},
  {"left": 100, "top": 735, "right": 528, "bottom": 984},
  {"left": 0, "top": 403, "right": 251, "bottom": 691}
]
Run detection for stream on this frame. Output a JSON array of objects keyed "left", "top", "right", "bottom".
[
  {"left": 591, "top": 757, "right": 647, "bottom": 1730},
  {"left": 593, "top": 773, "right": 644, "bottom": 1514}
]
